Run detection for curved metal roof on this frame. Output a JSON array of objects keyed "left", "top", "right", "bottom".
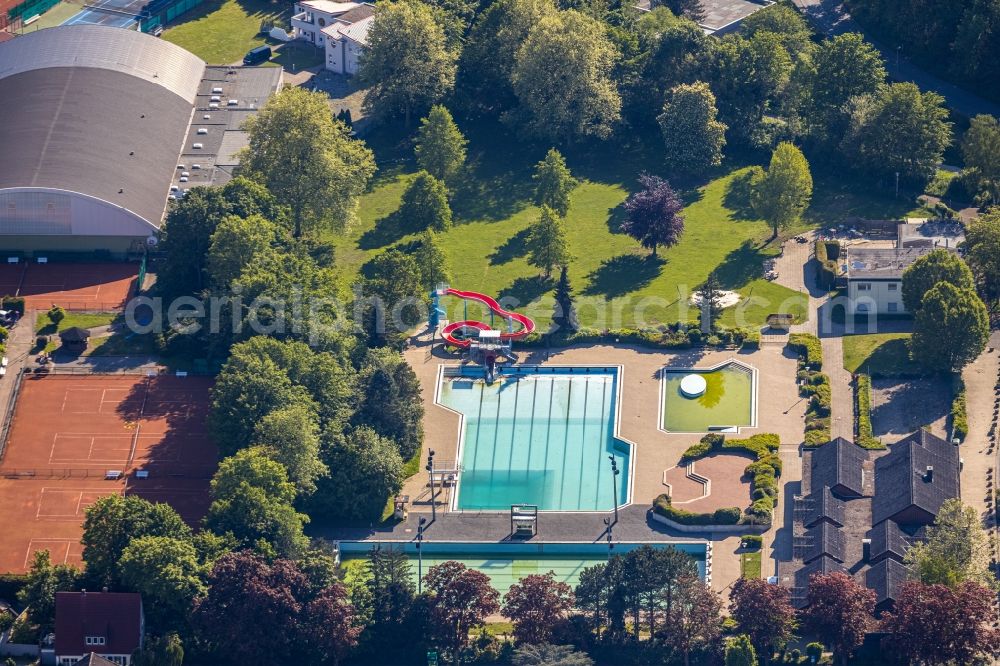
[{"left": 0, "top": 25, "right": 205, "bottom": 103}]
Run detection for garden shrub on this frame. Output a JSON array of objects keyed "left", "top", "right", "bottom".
[
  {"left": 743, "top": 499, "right": 774, "bottom": 526},
  {"left": 855, "top": 374, "right": 883, "bottom": 449},
  {"left": 743, "top": 330, "right": 761, "bottom": 349},
  {"left": 652, "top": 494, "right": 742, "bottom": 526},
  {"left": 0, "top": 296, "right": 24, "bottom": 314},
  {"left": 804, "top": 429, "right": 828, "bottom": 447},
  {"left": 519, "top": 324, "right": 759, "bottom": 351},
  {"left": 951, "top": 377, "right": 967, "bottom": 442},
  {"left": 713, "top": 506, "right": 742, "bottom": 524},
  {"left": 741, "top": 534, "right": 763, "bottom": 550},
  {"left": 815, "top": 240, "right": 840, "bottom": 290},
  {"left": 788, "top": 333, "right": 823, "bottom": 370}
]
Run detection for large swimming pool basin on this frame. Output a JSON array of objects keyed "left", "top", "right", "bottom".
[
  {"left": 338, "top": 541, "right": 707, "bottom": 594},
  {"left": 437, "top": 366, "right": 631, "bottom": 511}
]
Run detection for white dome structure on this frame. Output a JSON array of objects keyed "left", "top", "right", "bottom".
[{"left": 679, "top": 374, "right": 707, "bottom": 398}]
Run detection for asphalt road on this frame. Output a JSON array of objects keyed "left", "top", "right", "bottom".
[{"left": 792, "top": 0, "right": 1000, "bottom": 119}]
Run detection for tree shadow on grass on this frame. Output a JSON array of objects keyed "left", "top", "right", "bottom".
[
  {"left": 722, "top": 169, "right": 757, "bottom": 220},
  {"left": 488, "top": 227, "right": 532, "bottom": 265},
  {"left": 500, "top": 275, "right": 552, "bottom": 308},
  {"left": 358, "top": 211, "right": 420, "bottom": 250},
  {"left": 712, "top": 240, "right": 768, "bottom": 290},
  {"left": 450, "top": 155, "right": 535, "bottom": 223},
  {"left": 583, "top": 253, "right": 665, "bottom": 298}
]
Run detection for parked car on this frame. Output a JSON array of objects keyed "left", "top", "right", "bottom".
[{"left": 243, "top": 45, "right": 272, "bottom": 66}]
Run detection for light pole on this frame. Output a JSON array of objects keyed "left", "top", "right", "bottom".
[
  {"left": 417, "top": 516, "right": 427, "bottom": 594},
  {"left": 608, "top": 455, "right": 620, "bottom": 526},
  {"left": 425, "top": 449, "right": 436, "bottom": 521},
  {"left": 603, "top": 517, "right": 614, "bottom": 560},
  {"left": 896, "top": 45, "right": 901, "bottom": 70},
  {"left": 895, "top": 171, "right": 900, "bottom": 199}
]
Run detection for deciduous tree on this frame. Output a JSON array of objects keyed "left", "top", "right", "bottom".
[
  {"left": 962, "top": 114, "right": 1000, "bottom": 206},
  {"left": 252, "top": 403, "right": 326, "bottom": 497},
  {"left": 510, "top": 10, "right": 621, "bottom": 143},
  {"left": 119, "top": 536, "right": 205, "bottom": 632},
  {"left": 527, "top": 206, "right": 569, "bottom": 278},
  {"left": 502, "top": 572, "right": 575, "bottom": 644},
  {"left": 659, "top": 573, "right": 722, "bottom": 666},
  {"left": 512, "top": 643, "right": 593, "bottom": 666},
  {"left": 905, "top": 498, "right": 995, "bottom": 588},
  {"left": 901, "top": 248, "right": 975, "bottom": 313},
  {"left": 240, "top": 87, "right": 376, "bottom": 237},
  {"left": 533, "top": 148, "right": 577, "bottom": 217},
  {"left": 658, "top": 81, "right": 727, "bottom": 174},
  {"left": 361, "top": 0, "right": 457, "bottom": 127},
  {"left": 415, "top": 229, "right": 451, "bottom": 290},
  {"left": 17, "top": 550, "right": 80, "bottom": 633},
  {"left": 206, "top": 214, "right": 279, "bottom": 289},
  {"left": 963, "top": 208, "right": 1000, "bottom": 305},
  {"left": 740, "top": 4, "right": 813, "bottom": 58},
  {"left": 312, "top": 427, "right": 404, "bottom": 521},
  {"left": 82, "top": 495, "right": 191, "bottom": 589},
  {"left": 399, "top": 171, "right": 452, "bottom": 231},
  {"left": 881, "top": 580, "right": 1000, "bottom": 665},
  {"left": 725, "top": 634, "right": 758, "bottom": 666},
  {"left": 354, "top": 348, "right": 424, "bottom": 459},
  {"left": 621, "top": 174, "right": 685, "bottom": 256},
  {"left": 424, "top": 561, "right": 500, "bottom": 666},
  {"left": 729, "top": 577, "right": 797, "bottom": 661},
  {"left": 750, "top": 142, "right": 813, "bottom": 240},
  {"left": 415, "top": 105, "right": 467, "bottom": 183},
  {"left": 910, "top": 282, "right": 990, "bottom": 372},
  {"left": 801, "top": 572, "right": 875, "bottom": 666},
  {"left": 134, "top": 632, "right": 184, "bottom": 666},
  {"left": 299, "top": 583, "right": 361, "bottom": 666}
]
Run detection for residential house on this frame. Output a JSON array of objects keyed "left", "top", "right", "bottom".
[
  {"left": 55, "top": 591, "right": 143, "bottom": 666},
  {"left": 290, "top": 0, "right": 373, "bottom": 49},
  {"left": 809, "top": 437, "right": 867, "bottom": 499},
  {"left": 322, "top": 12, "right": 373, "bottom": 75},
  {"left": 844, "top": 246, "right": 958, "bottom": 316},
  {"left": 871, "top": 429, "right": 960, "bottom": 526}
]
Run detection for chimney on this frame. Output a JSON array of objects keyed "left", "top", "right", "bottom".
[{"left": 924, "top": 465, "right": 934, "bottom": 482}]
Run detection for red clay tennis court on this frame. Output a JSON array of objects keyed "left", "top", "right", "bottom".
[
  {"left": 0, "top": 262, "right": 138, "bottom": 310},
  {"left": 0, "top": 373, "right": 216, "bottom": 572}
]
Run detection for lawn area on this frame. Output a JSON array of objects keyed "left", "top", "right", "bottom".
[
  {"left": 20, "top": 1, "right": 81, "bottom": 29},
  {"left": 85, "top": 331, "right": 157, "bottom": 357},
  {"left": 35, "top": 311, "right": 118, "bottom": 335},
  {"left": 162, "top": 0, "right": 286, "bottom": 64},
  {"left": 842, "top": 332, "right": 924, "bottom": 376},
  {"left": 717, "top": 279, "right": 808, "bottom": 329},
  {"left": 740, "top": 550, "right": 762, "bottom": 579},
  {"left": 338, "top": 167, "right": 797, "bottom": 329}
]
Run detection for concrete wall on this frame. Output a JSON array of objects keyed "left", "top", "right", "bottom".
[{"left": 847, "top": 279, "right": 907, "bottom": 316}]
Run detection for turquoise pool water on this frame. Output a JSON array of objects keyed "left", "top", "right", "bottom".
[
  {"left": 339, "top": 541, "right": 706, "bottom": 594},
  {"left": 438, "top": 367, "right": 630, "bottom": 511},
  {"left": 662, "top": 362, "right": 755, "bottom": 432}
]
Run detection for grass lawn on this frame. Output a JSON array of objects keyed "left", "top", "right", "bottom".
[
  {"left": 718, "top": 279, "right": 808, "bottom": 329},
  {"left": 35, "top": 312, "right": 118, "bottom": 335},
  {"left": 741, "top": 550, "right": 762, "bottom": 579},
  {"left": 842, "top": 332, "right": 924, "bottom": 376},
  {"left": 162, "top": 0, "right": 286, "bottom": 64},
  {"left": 85, "top": 331, "right": 157, "bottom": 357},
  {"left": 19, "top": 1, "right": 81, "bottom": 30}
]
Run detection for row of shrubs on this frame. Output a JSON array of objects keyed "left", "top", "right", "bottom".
[
  {"left": 674, "top": 433, "right": 781, "bottom": 526},
  {"left": 520, "top": 325, "right": 761, "bottom": 351},
  {"left": 652, "top": 494, "right": 742, "bottom": 526},
  {"left": 788, "top": 333, "right": 822, "bottom": 370},
  {"left": 854, "top": 374, "right": 883, "bottom": 449},
  {"left": 951, "top": 376, "right": 968, "bottom": 442},
  {"left": 0, "top": 296, "right": 25, "bottom": 315},
  {"left": 815, "top": 240, "right": 841, "bottom": 291}
]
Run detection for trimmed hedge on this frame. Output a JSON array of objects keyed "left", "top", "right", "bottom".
[
  {"left": 788, "top": 333, "right": 823, "bottom": 370},
  {"left": 674, "top": 433, "right": 780, "bottom": 526},
  {"left": 815, "top": 240, "right": 840, "bottom": 290},
  {"left": 519, "top": 325, "right": 758, "bottom": 351},
  {"left": 951, "top": 376, "right": 967, "bottom": 443},
  {"left": 653, "top": 494, "right": 742, "bottom": 525},
  {"left": 799, "top": 367, "right": 832, "bottom": 447},
  {"left": 855, "top": 374, "right": 883, "bottom": 449}
]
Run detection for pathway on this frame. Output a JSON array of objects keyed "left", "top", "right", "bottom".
[
  {"left": 0, "top": 312, "right": 36, "bottom": 427},
  {"left": 791, "top": 0, "right": 1000, "bottom": 119}
]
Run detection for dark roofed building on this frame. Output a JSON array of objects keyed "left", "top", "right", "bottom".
[
  {"left": 866, "top": 558, "right": 911, "bottom": 613},
  {"left": 872, "top": 430, "right": 960, "bottom": 526},
  {"left": 74, "top": 654, "right": 118, "bottom": 666},
  {"left": 792, "top": 554, "right": 844, "bottom": 608},
  {"left": 802, "top": 522, "right": 846, "bottom": 564},
  {"left": 867, "top": 520, "right": 923, "bottom": 565},
  {"left": 803, "top": 487, "right": 846, "bottom": 528},
  {"left": 55, "top": 591, "right": 143, "bottom": 666},
  {"left": 810, "top": 437, "right": 867, "bottom": 499}
]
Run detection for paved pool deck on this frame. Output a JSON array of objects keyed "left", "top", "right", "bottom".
[{"left": 316, "top": 333, "right": 807, "bottom": 592}]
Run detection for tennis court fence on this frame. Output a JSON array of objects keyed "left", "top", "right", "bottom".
[
  {"left": 3, "top": 468, "right": 110, "bottom": 479},
  {"left": 0, "top": 367, "right": 25, "bottom": 461}
]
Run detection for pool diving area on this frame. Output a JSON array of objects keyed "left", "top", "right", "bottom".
[{"left": 437, "top": 366, "right": 631, "bottom": 511}]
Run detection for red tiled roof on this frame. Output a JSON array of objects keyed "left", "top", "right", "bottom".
[{"left": 55, "top": 592, "right": 143, "bottom": 657}]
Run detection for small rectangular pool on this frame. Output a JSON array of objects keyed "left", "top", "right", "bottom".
[
  {"left": 437, "top": 366, "right": 631, "bottom": 511},
  {"left": 661, "top": 361, "right": 756, "bottom": 433},
  {"left": 339, "top": 541, "right": 707, "bottom": 594}
]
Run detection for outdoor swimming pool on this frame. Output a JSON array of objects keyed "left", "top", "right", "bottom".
[
  {"left": 437, "top": 366, "right": 631, "bottom": 511},
  {"left": 661, "top": 361, "right": 756, "bottom": 432},
  {"left": 338, "top": 541, "right": 707, "bottom": 594}
]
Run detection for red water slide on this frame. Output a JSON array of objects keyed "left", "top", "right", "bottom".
[{"left": 438, "top": 288, "right": 535, "bottom": 347}]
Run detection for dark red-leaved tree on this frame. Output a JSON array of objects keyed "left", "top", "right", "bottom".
[
  {"left": 881, "top": 580, "right": 1000, "bottom": 665},
  {"left": 801, "top": 572, "right": 875, "bottom": 666},
  {"left": 659, "top": 574, "right": 722, "bottom": 666},
  {"left": 193, "top": 552, "right": 310, "bottom": 666},
  {"left": 502, "top": 571, "right": 575, "bottom": 645},
  {"left": 729, "top": 577, "right": 797, "bottom": 663},
  {"left": 424, "top": 561, "right": 500, "bottom": 666},
  {"left": 621, "top": 173, "right": 685, "bottom": 256},
  {"left": 300, "top": 583, "right": 362, "bottom": 666}
]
